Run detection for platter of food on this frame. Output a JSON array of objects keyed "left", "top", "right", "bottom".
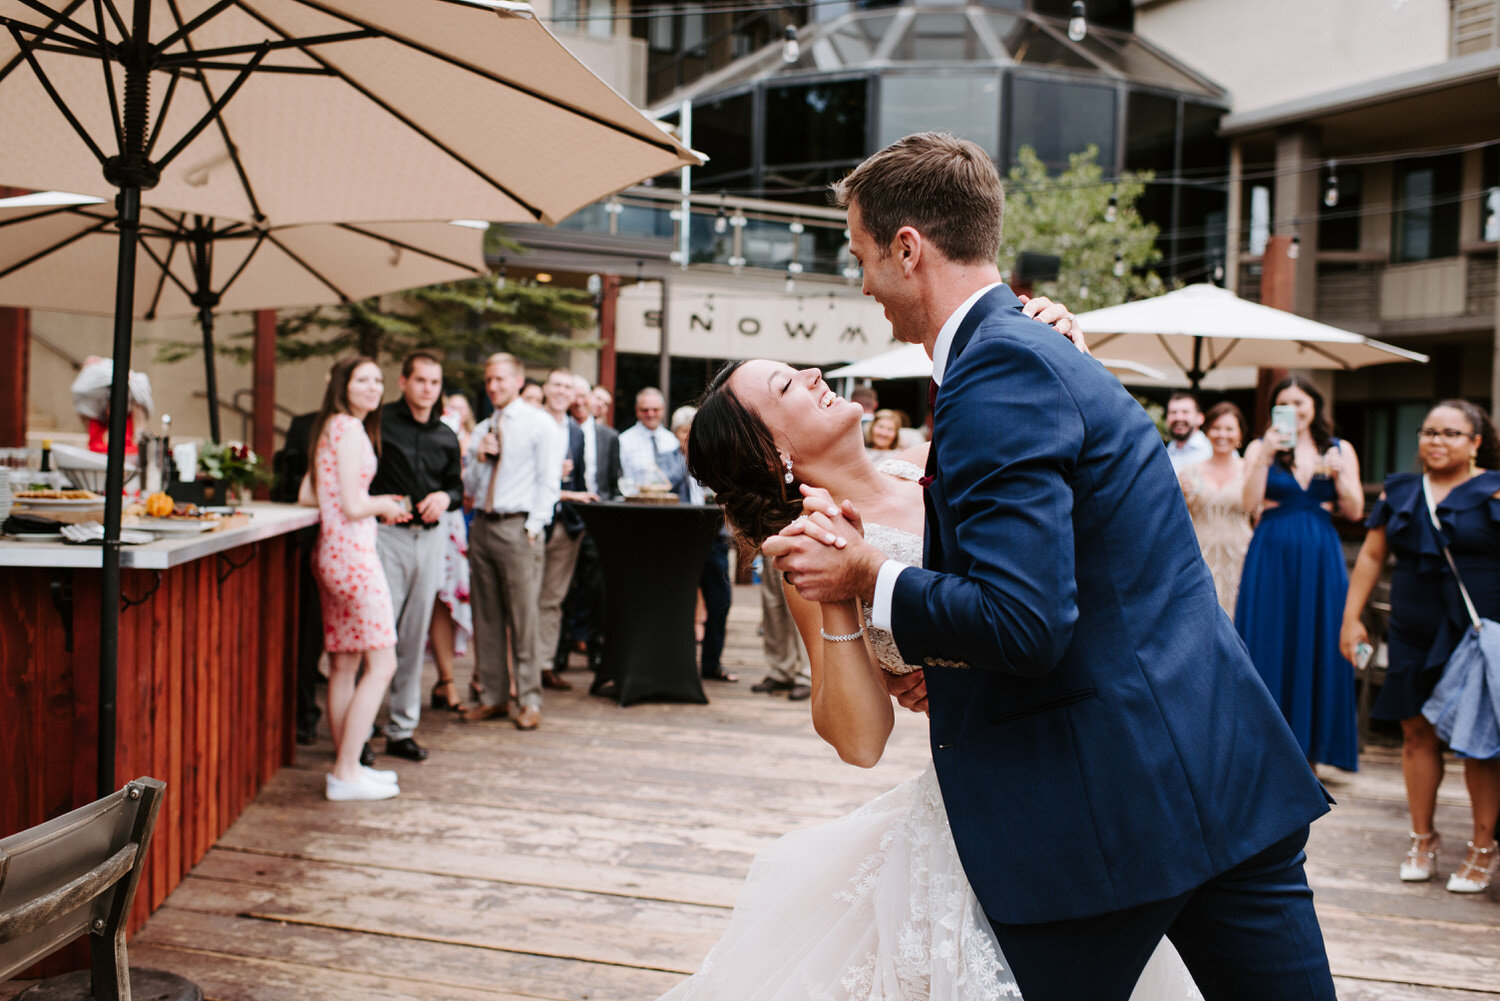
[
  {"left": 137, "top": 519, "right": 216, "bottom": 535},
  {"left": 13, "top": 489, "right": 104, "bottom": 508}
]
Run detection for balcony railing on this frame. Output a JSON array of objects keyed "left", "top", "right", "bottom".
[
  {"left": 1237, "top": 250, "right": 1498, "bottom": 326},
  {"left": 556, "top": 186, "right": 858, "bottom": 280}
]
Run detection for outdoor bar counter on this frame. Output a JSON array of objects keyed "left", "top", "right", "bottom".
[{"left": 0, "top": 502, "right": 316, "bottom": 938}]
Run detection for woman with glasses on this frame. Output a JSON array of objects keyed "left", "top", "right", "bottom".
[
  {"left": 1239, "top": 375, "right": 1364, "bottom": 774},
  {"left": 1341, "top": 400, "right": 1500, "bottom": 892}
]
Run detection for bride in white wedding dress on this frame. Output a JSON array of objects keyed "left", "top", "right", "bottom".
[{"left": 676, "top": 359, "right": 1200, "bottom": 1001}]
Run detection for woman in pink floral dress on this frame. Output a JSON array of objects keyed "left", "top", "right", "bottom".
[{"left": 300, "top": 356, "right": 412, "bottom": 801}]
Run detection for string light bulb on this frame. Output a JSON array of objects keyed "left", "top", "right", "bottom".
[
  {"left": 1113, "top": 252, "right": 1126, "bottom": 278},
  {"left": 1068, "top": 1, "right": 1087, "bottom": 42},
  {"left": 1105, "top": 194, "right": 1117, "bottom": 223},
  {"left": 782, "top": 25, "right": 800, "bottom": 64},
  {"left": 495, "top": 258, "right": 507, "bottom": 289},
  {"left": 714, "top": 206, "right": 728, "bottom": 235},
  {"left": 1288, "top": 235, "right": 1301, "bottom": 259},
  {"left": 1323, "top": 162, "right": 1339, "bottom": 208}
]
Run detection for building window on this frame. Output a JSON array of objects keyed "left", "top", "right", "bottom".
[
  {"left": 1482, "top": 144, "right": 1499, "bottom": 243},
  {"left": 1392, "top": 155, "right": 1461, "bottom": 263},
  {"left": 1007, "top": 75, "right": 1116, "bottom": 172},
  {"left": 1318, "top": 166, "right": 1362, "bottom": 252},
  {"left": 694, "top": 92, "right": 755, "bottom": 182},
  {"left": 553, "top": 0, "right": 615, "bottom": 39},
  {"left": 879, "top": 73, "right": 1000, "bottom": 157},
  {"left": 763, "top": 79, "right": 869, "bottom": 167}
]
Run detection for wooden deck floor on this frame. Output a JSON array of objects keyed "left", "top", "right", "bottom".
[{"left": 13, "top": 586, "right": 1499, "bottom": 1000}]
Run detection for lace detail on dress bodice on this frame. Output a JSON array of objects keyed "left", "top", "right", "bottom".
[{"left": 863, "top": 458, "right": 927, "bottom": 676}]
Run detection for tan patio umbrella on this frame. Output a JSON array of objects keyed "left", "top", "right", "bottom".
[
  {"left": 0, "top": 0, "right": 700, "bottom": 798},
  {"left": 1077, "top": 284, "right": 1429, "bottom": 389},
  {"left": 0, "top": 192, "right": 490, "bottom": 440}
]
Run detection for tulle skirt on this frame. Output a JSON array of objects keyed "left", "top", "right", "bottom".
[{"left": 657, "top": 764, "right": 1199, "bottom": 1001}]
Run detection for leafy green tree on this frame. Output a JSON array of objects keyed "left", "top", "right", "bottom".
[{"left": 998, "top": 145, "right": 1165, "bottom": 309}]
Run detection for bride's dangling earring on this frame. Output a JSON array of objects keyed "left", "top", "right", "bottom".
[{"left": 782, "top": 453, "right": 795, "bottom": 484}]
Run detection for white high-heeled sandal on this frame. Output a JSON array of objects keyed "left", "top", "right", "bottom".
[
  {"left": 1399, "top": 830, "right": 1441, "bottom": 882},
  {"left": 1446, "top": 840, "right": 1498, "bottom": 894}
]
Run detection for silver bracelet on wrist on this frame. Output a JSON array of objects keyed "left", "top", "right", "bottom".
[{"left": 820, "top": 626, "right": 865, "bottom": 642}]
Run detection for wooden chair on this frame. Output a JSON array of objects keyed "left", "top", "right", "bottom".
[{"left": 0, "top": 778, "right": 164, "bottom": 1001}]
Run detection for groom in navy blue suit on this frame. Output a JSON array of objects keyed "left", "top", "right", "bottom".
[{"left": 767, "top": 133, "right": 1336, "bottom": 1000}]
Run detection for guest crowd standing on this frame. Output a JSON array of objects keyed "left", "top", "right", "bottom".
[
  {"left": 367, "top": 351, "right": 464, "bottom": 763},
  {"left": 1342, "top": 400, "right": 1500, "bottom": 893},
  {"left": 462, "top": 353, "right": 558, "bottom": 730},
  {"left": 1238, "top": 375, "right": 1363, "bottom": 773},
  {"left": 1177, "top": 401, "right": 1253, "bottom": 614},
  {"left": 301, "top": 356, "right": 410, "bottom": 801}
]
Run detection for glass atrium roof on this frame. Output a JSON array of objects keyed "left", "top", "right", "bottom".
[{"left": 667, "top": 5, "right": 1224, "bottom": 104}]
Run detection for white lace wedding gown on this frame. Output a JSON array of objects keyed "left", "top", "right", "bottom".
[{"left": 657, "top": 462, "right": 1201, "bottom": 1001}]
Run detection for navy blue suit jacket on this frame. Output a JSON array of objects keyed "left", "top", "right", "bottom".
[{"left": 891, "top": 285, "right": 1329, "bottom": 924}]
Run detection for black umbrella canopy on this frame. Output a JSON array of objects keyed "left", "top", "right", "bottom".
[{"left": 0, "top": 0, "right": 699, "bottom": 798}]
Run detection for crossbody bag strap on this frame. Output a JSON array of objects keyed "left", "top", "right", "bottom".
[{"left": 1422, "top": 474, "right": 1483, "bottom": 631}]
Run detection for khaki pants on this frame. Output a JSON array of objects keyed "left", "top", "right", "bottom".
[
  {"left": 535, "top": 524, "right": 583, "bottom": 672},
  {"left": 760, "top": 560, "right": 809, "bottom": 685},
  {"left": 468, "top": 514, "right": 540, "bottom": 710}
]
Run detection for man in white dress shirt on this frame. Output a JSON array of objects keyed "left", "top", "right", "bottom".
[
  {"left": 461, "top": 353, "right": 559, "bottom": 730},
  {"left": 619, "top": 387, "right": 690, "bottom": 499}
]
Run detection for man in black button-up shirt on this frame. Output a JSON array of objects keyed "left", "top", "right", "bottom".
[{"left": 369, "top": 350, "right": 463, "bottom": 762}]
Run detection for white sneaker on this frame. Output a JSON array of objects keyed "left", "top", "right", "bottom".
[
  {"left": 361, "top": 764, "right": 399, "bottom": 784},
  {"left": 326, "top": 772, "right": 399, "bottom": 801}
]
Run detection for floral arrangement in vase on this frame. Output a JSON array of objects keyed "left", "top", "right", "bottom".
[{"left": 197, "top": 441, "right": 270, "bottom": 503}]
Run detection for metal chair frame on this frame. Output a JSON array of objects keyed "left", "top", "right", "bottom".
[{"left": 0, "top": 778, "right": 164, "bottom": 1001}]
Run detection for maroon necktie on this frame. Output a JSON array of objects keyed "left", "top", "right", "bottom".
[{"left": 920, "top": 378, "right": 938, "bottom": 489}]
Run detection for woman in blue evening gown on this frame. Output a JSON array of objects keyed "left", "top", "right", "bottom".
[{"left": 1237, "top": 376, "right": 1364, "bottom": 772}]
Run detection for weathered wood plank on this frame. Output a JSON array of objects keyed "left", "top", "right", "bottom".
[
  {"left": 118, "top": 584, "right": 1500, "bottom": 1001},
  {"left": 140, "top": 907, "right": 682, "bottom": 1001}
]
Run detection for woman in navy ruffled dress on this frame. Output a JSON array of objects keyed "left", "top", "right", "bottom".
[
  {"left": 1237, "top": 376, "right": 1364, "bottom": 773},
  {"left": 1341, "top": 400, "right": 1500, "bottom": 893}
]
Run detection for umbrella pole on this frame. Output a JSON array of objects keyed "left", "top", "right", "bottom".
[
  {"left": 199, "top": 301, "right": 222, "bottom": 443},
  {"left": 98, "top": 183, "right": 141, "bottom": 799}
]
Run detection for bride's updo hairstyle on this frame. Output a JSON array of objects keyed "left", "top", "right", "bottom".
[{"left": 688, "top": 360, "right": 804, "bottom": 549}]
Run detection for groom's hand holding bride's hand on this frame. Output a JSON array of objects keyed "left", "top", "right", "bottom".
[{"left": 764, "top": 485, "right": 884, "bottom": 604}]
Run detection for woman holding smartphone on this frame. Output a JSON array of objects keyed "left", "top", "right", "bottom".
[
  {"left": 1237, "top": 375, "right": 1363, "bottom": 773},
  {"left": 1340, "top": 400, "right": 1500, "bottom": 892}
]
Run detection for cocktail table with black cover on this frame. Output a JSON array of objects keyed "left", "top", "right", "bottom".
[{"left": 575, "top": 500, "right": 724, "bottom": 706}]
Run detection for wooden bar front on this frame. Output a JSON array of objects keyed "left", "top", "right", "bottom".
[{"left": 0, "top": 515, "right": 307, "bottom": 966}]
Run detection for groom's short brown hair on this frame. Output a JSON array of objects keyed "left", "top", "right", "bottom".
[{"left": 832, "top": 132, "right": 1004, "bottom": 266}]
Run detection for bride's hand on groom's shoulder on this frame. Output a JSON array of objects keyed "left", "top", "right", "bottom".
[{"left": 1019, "top": 293, "right": 1090, "bottom": 357}]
